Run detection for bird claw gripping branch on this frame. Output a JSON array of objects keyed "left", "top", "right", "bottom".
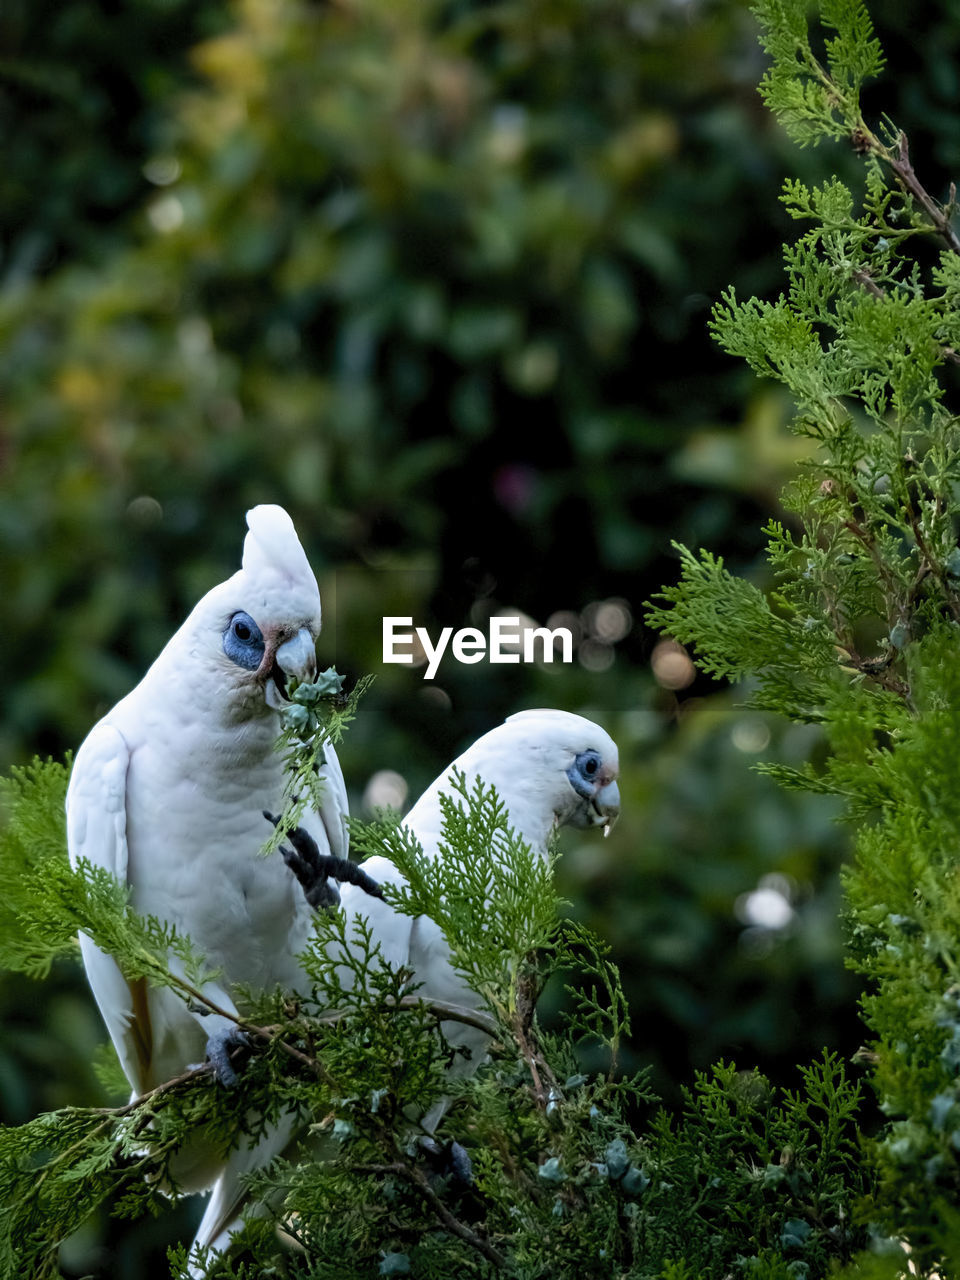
[
  {"left": 263, "top": 811, "right": 384, "bottom": 910},
  {"left": 204, "top": 1026, "right": 253, "bottom": 1088}
]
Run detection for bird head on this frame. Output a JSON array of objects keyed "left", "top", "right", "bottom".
[
  {"left": 180, "top": 505, "right": 324, "bottom": 717},
  {"left": 501, "top": 708, "right": 620, "bottom": 836},
  {"left": 434, "top": 708, "right": 620, "bottom": 850}
]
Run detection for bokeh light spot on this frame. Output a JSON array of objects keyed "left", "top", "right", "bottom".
[
  {"left": 731, "top": 718, "right": 771, "bottom": 753},
  {"left": 143, "top": 156, "right": 182, "bottom": 186},
  {"left": 592, "top": 599, "right": 632, "bottom": 643},
  {"left": 419, "top": 686, "right": 452, "bottom": 712},
  {"left": 363, "top": 770, "right": 409, "bottom": 813},
  {"left": 126, "top": 496, "right": 163, "bottom": 527},
  {"left": 148, "top": 194, "right": 184, "bottom": 233},
  {"left": 735, "top": 886, "right": 794, "bottom": 931},
  {"left": 651, "top": 640, "right": 695, "bottom": 690},
  {"left": 579, "top": 639, "right": 614, "bottom": 672}
]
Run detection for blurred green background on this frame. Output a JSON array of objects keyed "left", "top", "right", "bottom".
[{"left": 0, "top": 0, "right": 955, "bottom": 1272}]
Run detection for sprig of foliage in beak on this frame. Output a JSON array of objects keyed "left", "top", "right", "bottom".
[{"left": 262, "top": 669, "right": 374, "bottom": 859}]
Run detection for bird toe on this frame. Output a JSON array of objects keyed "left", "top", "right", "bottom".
[{"left": 205, "top": 1027, "right": 251, "bottom": 1088}]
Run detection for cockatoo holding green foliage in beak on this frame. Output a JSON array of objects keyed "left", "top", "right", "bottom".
[{"left": 66, "top": 504, "right": 349, "bottom": 1262}]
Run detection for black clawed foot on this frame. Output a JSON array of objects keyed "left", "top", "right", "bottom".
[
  {"left": 263, "top": 812, "right": 384, "bottom": 910},
  {"left": 205, "top": 1026, "right": 251, "bottom": 1088},
  {"left": 286, "top": 843, "right": 341, "bottom": 910},
  {"left": 447, "top": 1141, "right": 473, "bottom": 1186},
  {"left": 418, "top": 1136, "right": 474, "bottom": 1187}
]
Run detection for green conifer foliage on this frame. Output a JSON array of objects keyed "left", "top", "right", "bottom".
[
  {"left": 649, "top": 0, "right": 960, "bottom": 1271},
  {"left": 0, "top": 749, "right": 872, "bottom": 1278}
]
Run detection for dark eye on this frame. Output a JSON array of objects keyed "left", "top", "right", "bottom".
[
  {"left": 567, "top": 749, "right": 603, "bottom": 798},
  {"left": 223, "top": 611, "right": 265, "bottom": 670}
]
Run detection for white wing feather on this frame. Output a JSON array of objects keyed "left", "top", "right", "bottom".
[
  {"left": 65, "top": 722, "right": 152, "bottom": 1095},
  {"left": 316, "top": 744, "right": 349, "bottom": 863}
]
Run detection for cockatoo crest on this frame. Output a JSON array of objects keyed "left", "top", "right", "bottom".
[
  {"left": 243, "top": 505, "right": 318, "bottom": 599},
  {"left": 233, "top": 504, "right": 322, "bottom": 634}
]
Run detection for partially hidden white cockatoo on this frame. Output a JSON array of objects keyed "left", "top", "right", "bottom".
[
  {"left": 66, "top": 504, "right": 349, "bottom": 1264},
  {"left": 336, "top": 709, "right": 621, "bottom": 1125},
  {"left": 183, "top": 709, "right": 619, "bottom": 1266}
]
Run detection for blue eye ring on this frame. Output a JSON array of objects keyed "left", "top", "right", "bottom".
[
  {"left": 223, "top": 611, "right": 265, "bottom": 670},
  {"left": 567, "top": 749, "right": 602, "bottom": 799}
]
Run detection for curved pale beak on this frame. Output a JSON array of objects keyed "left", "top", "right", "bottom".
[
  {"left": 265, "top": 627, "right": 317, "bottom": 708},
  {"left": 594, "top": 779, "right": 620, "bottom": 837}
]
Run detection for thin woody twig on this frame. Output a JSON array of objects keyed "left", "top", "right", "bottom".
[
  {"left": 887, "top": 131, "right": 960, "bottom": 256},
  {"left": 88, "top": 993, "right": 501, "bottom": 1126},
  {"left": 356, "top": 1161, "right": 506, "bottom": 1268},
  {"left": 851, "top": 268, "right": 885, "bottom": 300},
  {"left": 315, "top": 996, "right": 498, "bottom": 1040},
  {"left": 174, "top": 975, "right": 498, "bottom": 1086}
]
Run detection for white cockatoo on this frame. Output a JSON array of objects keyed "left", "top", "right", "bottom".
[
  {"left": 66, "top": 504, "right": 349, "bottom": 1263},
  {"left": 337, "top": 709, "right": 621, "bottom": 1116}
]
